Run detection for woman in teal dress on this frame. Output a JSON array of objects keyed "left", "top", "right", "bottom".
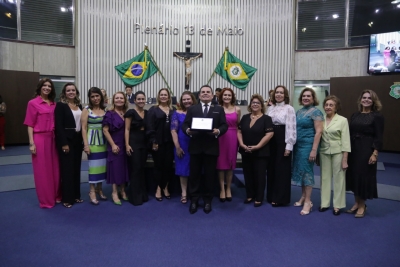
[{"left": 292, "top": 88, "right": 324, "bottom": 215}]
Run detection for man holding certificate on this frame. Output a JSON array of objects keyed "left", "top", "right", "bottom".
[{"left": 182, "top": 85, "right": 228, "bottom": 214}]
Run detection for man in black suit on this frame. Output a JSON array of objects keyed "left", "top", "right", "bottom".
[
  {"left": 211, "top": 88, "right": 222, "bottom": 105},
  {"left": 125, "top": 86, "right": 135, "bottom": 104},
  {"left": 182, "top": 85, "right": 228, "bottom": 214}
]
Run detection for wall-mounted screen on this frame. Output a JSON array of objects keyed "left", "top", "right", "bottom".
[{"left": 368, "top": 31, "right": 400, "bottom": 74}]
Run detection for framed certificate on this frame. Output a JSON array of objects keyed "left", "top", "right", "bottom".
[{"left": 191, "top": 117, "right": 213, "bottom": 131}]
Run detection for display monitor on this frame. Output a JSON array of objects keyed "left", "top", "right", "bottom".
[{"left": 368, "top": 31, "right": 400, "bottom": 74}]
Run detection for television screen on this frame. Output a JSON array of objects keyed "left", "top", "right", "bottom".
[{"left": 368, "top": 31, "right": 400, "bottom": 74}]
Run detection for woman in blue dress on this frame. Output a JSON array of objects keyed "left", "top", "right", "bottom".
[
  {"left": 292, "top": 88, "right": 324, "bottom": 215},
  {"left": 171, "top": 91, "right": 197, "bottom": 204}
]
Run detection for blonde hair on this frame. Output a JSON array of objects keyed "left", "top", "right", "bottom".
[
  {"left": 156, "top": 88, "right": 173, "bottom": 110},
  {"left": 110, "top": 91, "right": 128, "bottom": 113},
  {"left": 357, "top": 89, "right": 382, "bottom": 112}
]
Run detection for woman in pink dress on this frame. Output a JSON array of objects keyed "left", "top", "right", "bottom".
[
  {"left": 216, "top": 88, "right": 241, "bottom": 202},
  {"left": 24, "top": 78, "right": 61, "bottom": 208}
]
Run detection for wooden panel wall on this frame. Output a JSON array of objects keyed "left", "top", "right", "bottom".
[
  {"left": 331, "top": 75, "right": 400, "bottom": 152},
  {"left": 0, "top": 70, "right": 40, "bottom": 145}
]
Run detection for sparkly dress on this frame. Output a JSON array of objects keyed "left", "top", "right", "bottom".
[{"left": 292, "top": 106, "right": 323, "bottom": 186}]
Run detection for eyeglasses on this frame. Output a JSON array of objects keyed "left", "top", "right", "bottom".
[{"left": 251, "top": 102, "right": 261, "bottom": 105}]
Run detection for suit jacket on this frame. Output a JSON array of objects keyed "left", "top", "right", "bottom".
[
  {"left": 182, "top": 103, "right": 228, "bottom": 156},
  {"left": 55, "top": 102, "right": 83, "bottom": 147},
  {"left": 320, "top": 113, "right": 351, "bottom": 155},
  {"left": 127, "top": 94, "right": 135, "bottom": 104},
  {"left": 211, "top": 95, "right": 219, "bottom": 105}
]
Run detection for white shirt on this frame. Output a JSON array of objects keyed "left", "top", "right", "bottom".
[
  {"left": 200, "top": 101, "right": 211, "bottom": 113},
  {"left": 266, "top": 102, "right": 297, "bottom": 151},
  {"left": 71, "top": 108, "right": 82, "bottom": 132}
]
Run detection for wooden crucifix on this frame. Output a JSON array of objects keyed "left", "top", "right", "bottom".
[{"left": 173, "top": 40, "right": 203, "bottom": 90}]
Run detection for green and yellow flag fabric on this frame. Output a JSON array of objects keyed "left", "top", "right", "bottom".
[
  {"left": 115, "top": 48, "right": 158, "bottom": 86},
  {"left": 214, "top": 49, "right": 257, "bottom": 90}
]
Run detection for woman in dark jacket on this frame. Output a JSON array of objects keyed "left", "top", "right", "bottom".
[{"left": 55, "top": 83, "right": 83, "bottom": 208}]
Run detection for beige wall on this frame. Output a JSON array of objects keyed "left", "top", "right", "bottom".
[
  {"left": 294, "top": 48, "right": 369, "bottom": 80},
  {"left": 0, "top": 40, "right": 75, "bottom": 77}
]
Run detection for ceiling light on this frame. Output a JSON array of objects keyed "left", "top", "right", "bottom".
[
  {"left": 398, "top": 4, "right": 400, "bottom": 8},
  {"left": 302, "top": 28, "right": 306, "bottom": 33},
  {"left": 60, "top": 7, "right": 67, "bottom": 12},
  {"left": 69, "top": 6, "right": 74, "bottom": 12},
  {"left": 375, "top": 9, "right": 379, "bottom": 13},
  {"left": 7, "top": 0, "right": 15, "bottom": 4},
  {"left": 368, "top": 22, "right": 373, "bottom": 27},
  {"left": 5, "top": 13, "right": 12, "bottom": 18},
  {"left": 391, "top": 0, "right": 400, "bottom": 4},
  {"left": 315, "top": 16, "right": 318, "bottom": 20},
  {"left": 332, "top": 14, "right": 339, "bottom": 19}
]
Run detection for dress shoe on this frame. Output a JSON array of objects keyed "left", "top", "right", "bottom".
[
  {"left": 333, "top": 209, "right": 341, "bottom": 216},
  {"left": 254, "top": 201, "right": 262, "bottom": 207},
  {"left": 203, "top": 203, "right": 212, "bottom": 214},
  {"left": 219, "top": 197, "right": 226, "bottom": 203},
  {"left": 244, "top": 198, "right": 254, "bottom": 204},
  {"left": 189, "top": 202, "right": 198, "bottom": 214},
  {"left": 226, "top": 197, "right": 232, "bottom": 202},
  {"left": 355, "top": 204, "right": 367, "bottom": 218},
  {"left": 319, "top": 206, "right": 329, "bottom": 212},
  {"left": 345, "top": 208, "right": 358, "bottom": 214}
]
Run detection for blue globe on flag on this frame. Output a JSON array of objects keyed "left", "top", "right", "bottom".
[{"left": 131, "top": 64, "right": 143, "bottom": 77}]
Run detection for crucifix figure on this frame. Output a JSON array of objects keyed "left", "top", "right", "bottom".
[{"left": 173, "top": 40, "right": 203, "bottom": 90}]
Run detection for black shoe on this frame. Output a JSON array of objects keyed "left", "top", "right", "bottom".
[
  {"left": 226, "top": 197, "right": 232, "bottom": 202},
  {"left": 189, "top": 202, "right": 198, "bottom": 214},
  {"left": 319, "top": 207, "right": 329, "bottom": 212},
  {"left": 254, "top": 201, "right": 262, "bottom": 207},
  {"left": 203, "top": 203, "right": 212, "bottom": 214},
  {"left": 333, "top": 209, "right": 341, "bottom": 216},
  {"left": 219, "top": 197, "right": 226, "bottom": 202},
  {"left": 244, "top": 198, "right": 254, "bottom": 204},
  {"left": 271, "top": 202, "right": 281, "bottom": 207}
]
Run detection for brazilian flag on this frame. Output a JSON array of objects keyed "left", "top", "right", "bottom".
[
  {"left": 115, "top": 48, "right": 158, "bottom": 86},
  {"left": 214, "top": 49, "right": 257, "bottom": 90}
]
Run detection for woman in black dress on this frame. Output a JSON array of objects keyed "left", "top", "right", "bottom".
[
  {"left": 346, "top": 89, "right": 384, "bottom": 218},
  {"left": 124, "top": 91, "right": 148, "bottom": 206},
  {"left": 237, "top": 94, "right": 274, "bottom": 207},
  {"left": 147, "top": 88, "right": 175, "bottom": 201},
  {"left": 54, "top": 83, "right": 83, "bottom": 208}
]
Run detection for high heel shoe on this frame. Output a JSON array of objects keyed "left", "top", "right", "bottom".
[
  {"left": 355, "top": 204, "right": 367, "bottom": 218},
  {"left": 95, "top": 189, "right": 108, "bottom": 201},
  {"left": 300, "top": 202, "right": 313, "bottom": 215},
  {"left": 112, "top": 192, "right": 121, "bottom": 206},
  {"left": 89, "top": 191, "right": 99, "bottom": 205},
  {"left": 294, "top": 197, "right": 305, "bottom": 207},
  {"left": 162, "top": 189, "right": 171, "bottom": 199}
]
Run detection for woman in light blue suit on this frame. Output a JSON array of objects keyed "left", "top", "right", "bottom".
[{"left": 319, "top": 95, "right": 351, "bottom": 216}]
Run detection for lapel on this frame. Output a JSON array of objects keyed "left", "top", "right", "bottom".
[
  {"left": 325, "top": 113, "right": 338, "bottom": 130},
  {"left": 207, "top": 104, "right": 215, "bottom": 117}
]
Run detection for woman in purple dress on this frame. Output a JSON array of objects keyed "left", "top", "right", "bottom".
[
  {"left": 103, "top": 92, "right": 129, "bottom": 205},
  {"left": 171, "top": 91, "right": 197, "bottom": 204},
  {"left": 216, "top": 88, "right": 241, "bottom": 202}
]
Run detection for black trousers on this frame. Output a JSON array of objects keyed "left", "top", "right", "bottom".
[
  {"left": 151, "top": 142, "right": 174, "bottom": 190},
  {"left": 267, "top": 126, "right": 292, "bottom": 204},
  {"left": 242, "top": 154, "right": 268, "bottom": 202},
  {"left": 127, "top": 147, "right": 148, "bottom": 206},
  {"left": 58, "top": 132, "right": 83, "bottom": 204},
  {"left": 188, "top": 153, "right": 218, "bottom": 204}
]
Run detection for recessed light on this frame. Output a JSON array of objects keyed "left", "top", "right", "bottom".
[
  {"left": 315, "top": 16, "right": 318, "bottom": 20},
  {"left": 332, "top": 14, "right": 339, "bottom": 19},
  {"left": 375, "top": 9, "right": 379, "bottom": 13},
  {"left": 60, "top": 7, "right": 67, "bottom": 12}
]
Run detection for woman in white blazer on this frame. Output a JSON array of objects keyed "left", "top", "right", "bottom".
[{"left": 319, "top": 95, "right": 351, "bottom": 216}]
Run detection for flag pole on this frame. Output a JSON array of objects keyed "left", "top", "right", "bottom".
[
  {"left": 206, "top": 47, "right": 228, "bottom": 85},
  {"left": 146, "top": 46, "right": 173, "bottom": 96}
]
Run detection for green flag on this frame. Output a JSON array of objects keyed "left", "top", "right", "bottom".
[
  {"left": 214, "top": 49, "right": 257, "bottom": 90},
  {"left": 115, "top": 48, "right": 158, "bottom": 87}
]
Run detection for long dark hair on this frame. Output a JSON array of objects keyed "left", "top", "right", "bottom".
[
  {"left": 87, "top": 87, "right": 105, "bottom": 110},
  {"left": 35, "top": 78, "right": 56, "bottom": 101}
]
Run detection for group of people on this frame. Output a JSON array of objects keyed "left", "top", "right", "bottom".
[{"left": 24, "top": 78, "right": 384, "bottom": 218}]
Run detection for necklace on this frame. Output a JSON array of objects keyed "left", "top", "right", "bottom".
[{"left": 251, "top": 114, "right": 262, "bottom": 119}]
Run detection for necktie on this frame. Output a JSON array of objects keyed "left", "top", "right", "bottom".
[{"left": 203, "top": 104, "right": 208, "bottom": 117}]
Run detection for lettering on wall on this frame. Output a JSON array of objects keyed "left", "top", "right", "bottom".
[{"left": 135, "top": 23, "right": 244, "bottom": 36}]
